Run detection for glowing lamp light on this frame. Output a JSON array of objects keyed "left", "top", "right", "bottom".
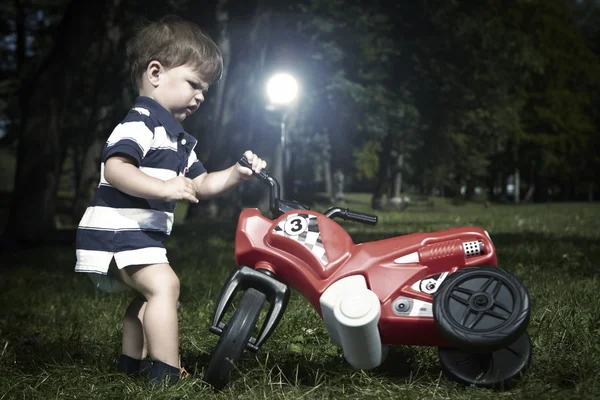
[{"left": 266, "top": 73, "right": 298, "bottom": 105}]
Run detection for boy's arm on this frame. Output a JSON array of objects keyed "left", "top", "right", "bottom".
[
  {"left": 105, "top": 155, "right": 199, "bottom": 203},
  {"left": 192, "top": 151, "right": 266, "bottom": 200},
  {"left": 192, "top": 167, "right": 242, "bottom": 200}
]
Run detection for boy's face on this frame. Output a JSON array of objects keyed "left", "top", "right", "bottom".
[{"left": 146, "top": 62, "right": 209, "bottom": 122}]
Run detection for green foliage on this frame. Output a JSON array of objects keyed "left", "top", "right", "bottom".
[
  {"left": 3, "top": 0, "right": 599, "bottom": 243},
  {"left": 0, "top": 0, "right": 69, "bottom": 143},
  {"left": 296, "top": 0, "right": 599, "bottom": 199},
  {"left": 408, "top": 0, "right": 539, "bottom": 190},
  {"left": 518, "top": 0, "right": 600, "bottom": 185},
  {"left": 353, "top": 140, "right": 381, "bottom": 181},
  {"left": 296, "top": 1, "right": 422, "bottom": 190}
]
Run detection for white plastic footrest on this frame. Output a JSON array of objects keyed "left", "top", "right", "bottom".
[{"left": 320, "top": 276, "right": 387, "bottom": 369}]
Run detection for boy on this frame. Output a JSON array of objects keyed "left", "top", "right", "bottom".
[{"left": 74, "top": 15, "right": 266, "bottom": 385}]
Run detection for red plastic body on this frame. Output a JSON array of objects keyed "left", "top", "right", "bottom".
[{"left": 234, "top": 209, "right": 497, "bottom": 347}]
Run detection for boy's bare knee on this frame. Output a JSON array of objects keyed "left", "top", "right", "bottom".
[
  {"left": 126, "top": 263, "right": 180, "bottom": 301},
  {"left": 157, "top": 274, "right": 180, "bottom": 300},
  {"left": 147, "top": 269, "right": 179, "bottom": 300}
]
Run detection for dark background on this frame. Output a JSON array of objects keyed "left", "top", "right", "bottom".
[{"left": 1, "top": 0, "right": 599, "bottom": 245}]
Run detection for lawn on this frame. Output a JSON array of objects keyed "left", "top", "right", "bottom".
[{"left": 1, "top": 195, "right": 599, "bottom": 399}]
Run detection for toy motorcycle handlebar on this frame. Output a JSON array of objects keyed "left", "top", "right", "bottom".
[
  {"left": 323, "top": 207, "right": 378, "bottom": 226},
  {"left": 238, "top": 155, "right": 377, "bottom": 226},
  {"left": 238, "top": 155, "right": 271, "bottom": 182},
  {"left": 238, "top": 155, "right": 282, "bottom": 216}
]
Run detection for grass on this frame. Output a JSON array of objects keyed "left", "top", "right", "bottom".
[{"left": 1, "top": 194, "right": 600, "bottom": 399}]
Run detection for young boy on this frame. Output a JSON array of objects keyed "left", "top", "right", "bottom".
[{"left": 74, "top": 15, "right": 266, "bottom": 385}]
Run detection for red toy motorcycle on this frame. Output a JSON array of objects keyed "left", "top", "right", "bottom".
[{"left": 204, "top": 157, "right": 531, "bottom": 390}]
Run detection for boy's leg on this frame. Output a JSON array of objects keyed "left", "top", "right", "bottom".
[
  {"left": 122, "top": 296, "right": 147, "bottom": 359},
  {"left": 117, "top": 296, "right": 152, "bottom": 375},
  {"left": 109, "top": 255, "right": 152, "bottom": 376},
  {"left": 117, "top": 296, "right": 148, "bottom": 375},
  {"left": 116, "top": 263, "right": 180, "bottom": 370}
]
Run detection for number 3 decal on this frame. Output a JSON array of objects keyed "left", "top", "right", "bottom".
[{"left": 284, "top": 216, "right": 308, "bottom": 236}]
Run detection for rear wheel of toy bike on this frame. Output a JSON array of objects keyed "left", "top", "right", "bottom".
[
  {"left": 438, "top": 331, "right": 532, "bottom": 389},
  {"left": 203, "top": 288, "right": 266, "bottom": 390},
  {"left": 433, "top": 266, "right": 530, "bottom": 352}
]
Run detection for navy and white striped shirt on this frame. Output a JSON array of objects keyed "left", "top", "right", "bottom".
[{"left": 75, "top": 96, "right": 206, "bottom": 274}]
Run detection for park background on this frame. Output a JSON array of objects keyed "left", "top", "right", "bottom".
[{"left": 1, "top": 0, "right": 600, "bottom": 399}]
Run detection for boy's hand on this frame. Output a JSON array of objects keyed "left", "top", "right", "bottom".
[
  {"left": 161, "top": 176, "right": 199, "bottom": 203},
  {"left": 235, "top": 150, "right": 267, "bottom": 181}
]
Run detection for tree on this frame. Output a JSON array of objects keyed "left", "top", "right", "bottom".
[
  {"left": 293, "top": 1, "right": 422, "bottom": 205},
  {"left": 1, "top": 0, "right": 67, "bottom": 149},
  {"left": 185, "top": 0, "right": 276, "bottom": 219},
  {"left": 518, "top": 0, "right": 600, "bottom": 201},
  {"left": 6, "top": 0, "right": 122, "bottom": 244}
]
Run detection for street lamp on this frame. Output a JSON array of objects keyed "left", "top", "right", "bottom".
[
  {"left": 266, "top": 73, "right": 298, "bottom": 105},
  {"left": 266, "top": 73, "right": 299, "bottom": 199}
]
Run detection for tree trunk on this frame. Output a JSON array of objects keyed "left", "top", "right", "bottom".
[
  {"left": 6, "top": 0, "right": 120, "bottom": 244},
  {"left": 533, "top": 169, "right": 549, "bottom": 202},
  {"left": 241, "top": 5, "right": 271, "bottom": 212},
  {"left": 186, "top": 2, "right": 274, "bottom": 220},
  {"left": 323, "top": 155, "right": 332, "bottom": 200},
  {"left": 392, "top": 153, "right": 404, "bottom": 199},
  {"left": 286, "top": 145, "right": 296, "bottom": 198},
  {"left": 186, "top": 0, "right": 232, "bottom": 220},
  {"left": 500, "top": 172, "right": 508, "bottom": 201},
  {"left": 72, "top": 16, "right": 123, "bottom": 223},
  {"left": 371, "top": 130, "right": 393, "bottom": 209},
  {"left": 524, "top": 161, "right": 535, "bottom": 201},
  {"left": 254, "top": 43, "right": 270, "bottom": 212},
  {"left": 514, "top": 167, "right": 520, "bottom": 204},
  {"left": 524, "top": 185, "right": 535, "bottom": 202},
  {"left": 464, "top": 179, "right": 475, "bottom": 201},
  {"left": 15, "top": 0, "right": 25, "bottom": 73},
  {"left": 452, "top": 178, "right": 463, "bottom": 204},
  {"left": 11, "top": 0, "right": 26, "bottom": 146},
  {"left": 71, "top": 139, "right": 104, "bottom": 221},
  {"left": 211, "top": 0, "right": 231, "bottom": 142}
]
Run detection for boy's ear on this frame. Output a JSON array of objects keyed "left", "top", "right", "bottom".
[{"left": 146, "top": 60, "right": 163, "bottom": 87}]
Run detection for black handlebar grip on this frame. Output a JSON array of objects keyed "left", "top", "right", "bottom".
[
  {"left": 346, "top": 209, "right": 378, "bottom": 226},
  {"left": 238, "top": 155, "right": 270, "bottom": 181}
]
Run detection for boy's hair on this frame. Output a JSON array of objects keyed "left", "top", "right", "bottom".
[{"left": 126, "top": 15, "right": 223, "bottom": 91}]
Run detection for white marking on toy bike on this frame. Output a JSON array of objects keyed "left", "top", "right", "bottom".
[
  {"left": 411, "top": 299, "right": 433, "bottom": 317},
  {"left": 273, "top": 213, "right": 329, "bottom": 265},
  {"left": 394, "top": 251, "right": 419, "bottom": 264},
  {"left": 392, "top": 296, "right": 433, "bottom": 317},
  {"left": 411, "top": 272, "right": 449, "bottom": 294},
  {"left": 463, "top": 240, "right": 483, "bottom": 257}
]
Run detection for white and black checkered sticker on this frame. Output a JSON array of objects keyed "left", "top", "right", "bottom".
[{"left": 273, "top": 213, "right": 329, "bottom": 265}]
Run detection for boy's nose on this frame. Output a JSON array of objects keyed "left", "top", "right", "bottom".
[{"left": 195, "top": 92, "right": 204, "bottom": 103}]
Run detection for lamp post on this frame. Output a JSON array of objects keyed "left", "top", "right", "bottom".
[{"left": 266, "top": 73, "right": 298, "bottom": 199}]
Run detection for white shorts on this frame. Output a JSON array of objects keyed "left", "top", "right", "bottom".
[
  {"left": 75, "top": 247, "right": 169, "bottom": 275},
  {"left": 76, "top": 248, "right": 169, "bottom": 294}
]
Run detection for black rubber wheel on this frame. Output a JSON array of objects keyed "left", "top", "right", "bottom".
[
  {"left": 203, "top": 288, "right": 266, "bottom": 390},
  {"left": 438, "top": 331, "right": 532, "bottom": 389},
  {"left": 433, "top": 266, "right": 530, "bottom": 352}
]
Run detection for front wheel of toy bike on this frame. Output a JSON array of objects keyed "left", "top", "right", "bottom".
[{"left": 203, "top": 288, "right": 266, "bottom": 390}]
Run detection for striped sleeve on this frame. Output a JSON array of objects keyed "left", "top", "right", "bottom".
[
  {"left": 185, "top": 150, "right": 207, "bottom": 179},
  {"left": 103, "top": 113, "right": 155, "bottom": 166}
]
